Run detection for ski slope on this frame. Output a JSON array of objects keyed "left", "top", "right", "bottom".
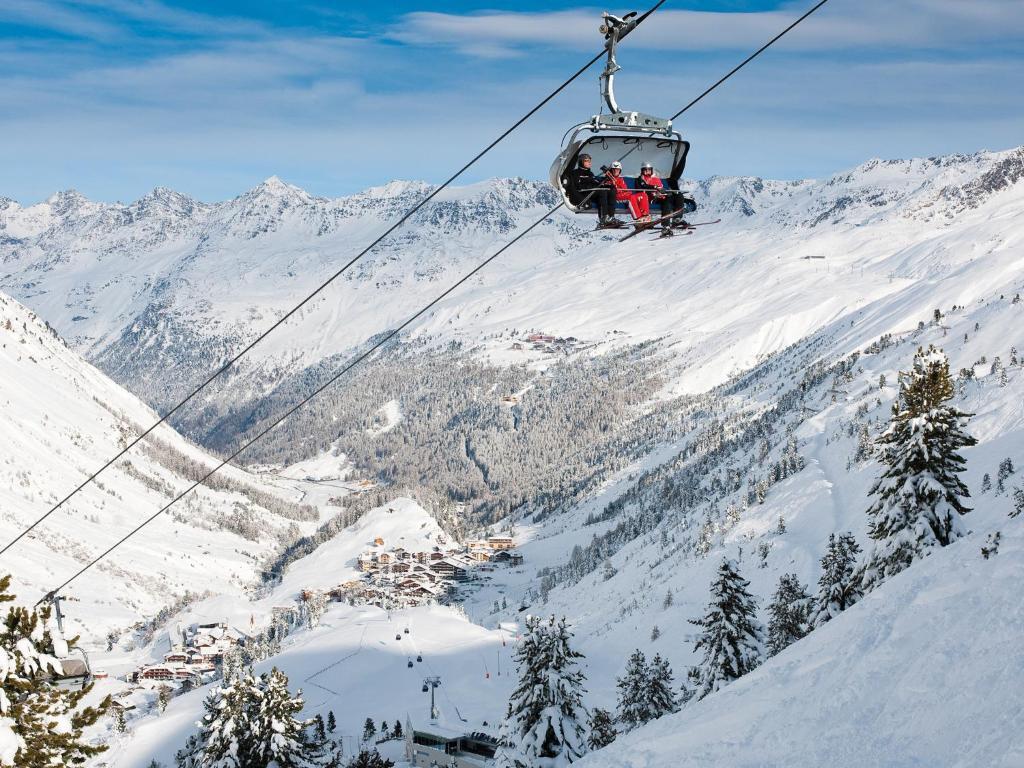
[
  {"left": 0, "top": 292, "right": 319, "bottom": 642},
  {"left": 575, "top": 516, "right": 1024, "bottom": 768}
]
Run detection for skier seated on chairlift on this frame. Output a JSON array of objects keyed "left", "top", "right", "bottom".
[
  {"left": 561, "top": 153, "right": 624, "bottom": 229},
  {"left": 603, "top": 161, "right": 651, "bottom": 224},
  {"left": 636, "top": 161, "right": 693, "bottom": 230}
]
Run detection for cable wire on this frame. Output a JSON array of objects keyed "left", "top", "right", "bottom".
[
  {"left": 670, "top": 0, "right": 831, "bottom": 120},
  {"left": 34, "top": 0, "right": 835, "bottom": 599},
  {"left": 38, "top": 202, "right": 565, "bottom": 603},
  {"left": 1, "top": 0, "right": 667, "bottom": 559}
]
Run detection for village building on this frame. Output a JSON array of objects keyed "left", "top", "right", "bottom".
[{"left": 487, "top": 536, "right": 515, "bottom": 550}]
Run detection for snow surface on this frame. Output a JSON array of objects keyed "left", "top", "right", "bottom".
[
  {"left": 1, "top": 147, "right": 1022, "bottom": 764},
  {"left": 0, "top": 293, "right": 320, "bottom": 641},
  {"left": 575, "top": 517, "right": 1024, "bottom": 768}
]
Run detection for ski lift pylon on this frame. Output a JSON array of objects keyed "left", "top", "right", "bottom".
[{"left": 551, "top": 10, "right": 690, "bottom": 214}]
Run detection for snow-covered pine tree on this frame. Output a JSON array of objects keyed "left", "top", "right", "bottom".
[
  {"left": 687, "top": 558, "right": 763, "bottom": 701},
  {"left": 648, "top": 654, "right": 678, "bottom": 719},
  {"left": 495, "top": 616, "right": 588, "bottom": 768},
  {"left": 0, "top": 575, "right": 110, "bottom": 768},
  {"left": 615, "top": 650, "right": 652, "bottom": 731},
  {"left": 810, "top": 533, "right": 862, "bottom": 627},
  {"left": 767, "top": 572, "right": 811, "bottom": 655},
  {"left": 862, "top": 346, "right": 977, "bottom": 592},
  {"left": 251, "top": 667, "right": 324, "bottom": 768},
  {"left": 344, "top": 748, "right": 394, "bottom": 768},
  {"left": 586, "top": 708, "right": 617, "bottom": 750},
  {"left": 1012, "top": 487, "right": 1024, "bottom": 518},
  {"left": 175, "top": 674, "right": 251, "bottom": 768},
  {"left": 362, "top": 717, "right": 376, "bottom": 743}
]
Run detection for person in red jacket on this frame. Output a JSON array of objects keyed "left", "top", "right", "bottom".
[
  {"left": 636, "top": 161, "right": 689, "bottom": 229},
  {"left": 604, "top": 161, "right": 650, "bottom": 222}
]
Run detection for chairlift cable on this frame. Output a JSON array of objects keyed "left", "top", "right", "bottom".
[
  {"left": 37, "top": 202, "right": 566, "bottom": 603},
  {"left": 34, "top": 0, "right": 835, "bottom": 602},
  {"left": 669, "top": 0, "right": 832, "bottom": 120},
  {"left": 0, "top": 0, "right": 667, "bottom": 560}
]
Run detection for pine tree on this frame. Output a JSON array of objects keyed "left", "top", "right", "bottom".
[
  {"left": 495, "top": 616, "right": 588, "bottom": 768},
  {"left": 1012, "top": 487, "right": 1024, "bottom": 518},
  {"left": 379, "top": 720, "right": 389, "bottom": 739},
  {"left": 662, "top": 590, "right": 673, "bottom": 609},
  {"left": 615, "top": 650, "right": 652, "bottom": 731},
  {"left": 327, "top": 710, "right": 337, "bottom": 733},
  {"left": 0, "top": 575, "right": 110, "bottom": 768},
  {"left": 251, "top": 667, "right": 323, "bottom": 768},
  {"left": 345, "top": 748, "right": 394, "bottom": 768},
  {"left": 157, "top": 685, "right": 171, "bottom": 714},
  {"left": 766, "top": 573, "right": 811, "bottom": 655},
  {"left": 362, "top": 717, "right": 376, "bottom": 743},
  {"left": 114, "top": 706, "right": 127, "bottom": 733},
  {"left": 586, "top": 708, "right": 617, "bottom": 750},
  {"left": 687, "top": 558, "right": 763, "bottom": 701},
  {"left": 647, "top": 654, "right": 678, "bottom": 719},
  {"left": 862, "top": 346, "right": 977, "bottom": 591},
  {"left": 313, "top": 714, "right": 327, "bottom": 743},
  {"left": 177, "top": 674, "right": 251, "bottom": 768},
  {"left": 391, "top": 720, "right": 402, "bottom": 739},
  {"left": 810, "top": 533, "right": 862, "bottom": 627},
  {"left": 982, "top": 473, "right": 992, "bottom": 493}
]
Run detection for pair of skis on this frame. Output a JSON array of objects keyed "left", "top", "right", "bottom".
[{"left": 617, "top": 212, "right": 722, "bottom": 243}]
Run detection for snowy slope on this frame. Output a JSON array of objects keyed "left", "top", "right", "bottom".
[
  {"left": 97, "top": 499, "right": 516, "bottom": 767},
  {"left": 574, "top": 517, "right": 1024, "bottom": 768},
  {"left": 0, "top": 292, "right": 321, "bottom": 642}
]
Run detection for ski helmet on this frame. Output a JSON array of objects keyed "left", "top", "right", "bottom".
[
  {"left": 640, "top": 161, "right": 654, "bottom": 172},
  {"left": 610, "top": 161, "right": 623, "bottom": 170}
]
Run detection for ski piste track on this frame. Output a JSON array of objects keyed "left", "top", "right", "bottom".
[{"left": 1, "top": 0, "right": 836, "bottom": 609}]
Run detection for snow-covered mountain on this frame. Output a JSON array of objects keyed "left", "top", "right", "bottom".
[
  {"left": 0, "top": 292, "right": 324, "bottom": 643},
  {"left": 2, "top": 148, "right": 1020, "bottom": 418},
  {"left": 1, "top": 146, "right": 1022, "bottom": 765}
]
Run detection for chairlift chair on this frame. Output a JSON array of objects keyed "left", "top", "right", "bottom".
[
  {"left": 50, "top": 647, "right": 93, "bottom": 692},
  {"left": 44, "top": 594, "right": 94, "bottom": 692},
  {"left": 550, "top": 11, "right": 691, "bottom": 215}
]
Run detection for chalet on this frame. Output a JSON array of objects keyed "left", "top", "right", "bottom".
[
  {"left": 164, "top": 651, "right": 189, "bottom": 664},
  {"left": 469, "top": 549, "right": 491, "bottom": 562},
  {"left": 500, "top": 395, "right": 519, "bottom": 405},
  {"left": 139, "top": 666, "right": 178, "bottom": 682},
  {"left": 487, "top": 536, "right": 515, "bottom": 550},
  {"left": 465, "top": 539, "right": 488, "bottom": 550},
  {"left": 378, "top": 552, "right": 393, "bottom": 565},
  {"left": 392, "top": 561, "right": 412, "bottom": 574},
  {"left": 511, "top": 342, "right": 524, "bottom": 351},
  {"left": 429, "top": 551, "right": 445, "bottom": 562},
  {"left": 491, "top": 550, "right": 524, "bottom": 566},
  {"left": 358, "top": 552, "right": 376, "bottom": 571},
  {"left": 373, "top": 536, "right": 385, "bottom": 546},
  {"left": 405, "top": 719, "right": 498, "bottom": 767}
]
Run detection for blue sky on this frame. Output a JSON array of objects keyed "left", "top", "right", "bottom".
[{"left": 1, "top": 0, "right": 1022, "bottom": 203}]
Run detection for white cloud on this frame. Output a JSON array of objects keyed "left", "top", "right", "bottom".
[
  {"left": 387, "top": 1, "right": 1024, "bottom": 57},
  {"left": 0, "top": 0, "right": 120, "bottom": 39}
]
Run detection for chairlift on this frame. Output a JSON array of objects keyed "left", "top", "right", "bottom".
[
  {"left": 408, "top": 659, "right": 414, "bottom": 668},
  {"left": 45, "top": 594, "right": 94, "bottom": 692},
  {"left": 396, "top": 633, "right": 402, "bottom": 641},
  {"left": 422, "top": 682, "right": 429, "bottom": 693},
  {"left": 550, "top": 11, "right": 691, "bottom": 214},
  {"left": 404, "top": 627, "right": 410, "bottom": 634},
  {"left": 417, "top": 654, "right": 423, "bottom": 662}
]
